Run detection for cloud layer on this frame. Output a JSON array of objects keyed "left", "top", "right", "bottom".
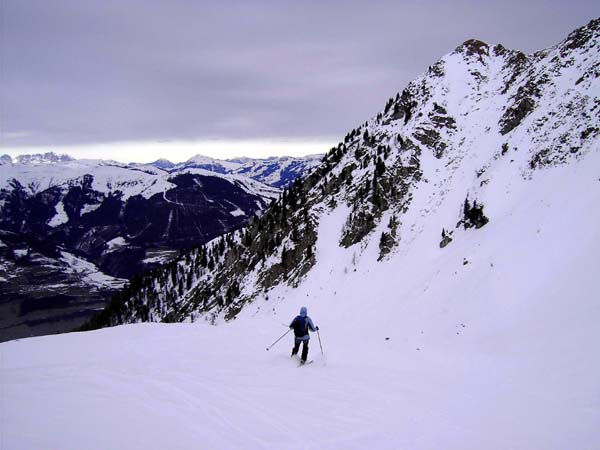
[{"left": 2, "top": 0, "right": 598, "bottom": 149}]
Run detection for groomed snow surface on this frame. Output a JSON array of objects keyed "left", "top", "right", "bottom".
[{"left": 2, "top": 150, "right": 600, "bottom": 450}]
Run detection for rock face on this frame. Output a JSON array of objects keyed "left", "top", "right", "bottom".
[
  {"left": 14, "top": 152, "right": 74, "bottom": 164},
  {"left": 0, "top": 154, "right": 318, "bottom": 341},
  {"left": 78, "top": 19, "right": 600, "bottom": 331}
]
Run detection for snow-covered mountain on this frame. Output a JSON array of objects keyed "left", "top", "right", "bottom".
[
  {"left": 0, "top": 154, "right": 14, "bottom": 165},
  {"left": 170, "top": 154, "right": 242, "bottom": 174},
  {"left": 0, "top": 155, "right": 297, "bottom": 341},
  {"left": 3, "top": 18, "right": 600, "bottom": 450},
  {"left": 86, "top": 18, "right": 600, "bottom": 328},
  {"left": 228, "top": 155, "right": 324, "bottom": 188},
  {"left": 148, "top": 158, "right": 176, "bottom": 170},
  {"left": 147, "top": 154, "right": 323, "bottom": 188}
]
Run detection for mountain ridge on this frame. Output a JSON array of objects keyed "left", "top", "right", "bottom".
[
  {"left": 82, "top": 17, "right": 599, "bottom": 329},
  {"left": 1, "top": 152, "right": 323, "bottom": 189}
]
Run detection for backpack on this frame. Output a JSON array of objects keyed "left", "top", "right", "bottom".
[{"left": 292, "top": 315, "right": 308, "bottom": 337}]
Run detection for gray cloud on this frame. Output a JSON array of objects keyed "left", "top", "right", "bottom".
[{"left": 1, "top": 0, "right": 598, "bottom": 148}]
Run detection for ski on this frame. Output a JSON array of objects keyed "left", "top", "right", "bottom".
[{"left": 297, "top": 360, "right": 314, "bottom": 367}]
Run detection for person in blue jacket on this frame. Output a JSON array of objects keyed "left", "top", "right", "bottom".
[{"left": 289, "top": 306, "right": 318, "bottom": 364}]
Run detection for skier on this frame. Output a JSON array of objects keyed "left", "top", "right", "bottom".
[{"left": 289, "top": 306, "right": 318, "bottom": 364}]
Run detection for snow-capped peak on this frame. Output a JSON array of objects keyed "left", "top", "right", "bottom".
[
  {"left": 226, "top": 156, "right": 254, "bottom": 164},
  {"left": 175, "top": 154, "right": 241, "bottom": 175},
  {"left": 148, "top": 158, "right": 176, "bottom": 169},
  {"left": 0, "top": 154, "right": 13, "bottom": 165}
]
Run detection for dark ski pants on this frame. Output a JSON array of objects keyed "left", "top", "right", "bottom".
[{"left": 292, "top": 338, "right": 309, "bottom": 361}]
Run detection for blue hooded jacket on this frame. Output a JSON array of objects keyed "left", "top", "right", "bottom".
[{"left": 289, "top": 306, "right": 317, "bottom": 341}]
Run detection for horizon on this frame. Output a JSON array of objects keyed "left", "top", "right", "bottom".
[{"left": 0, "top": 139, "right": 332, "bottom": 164}]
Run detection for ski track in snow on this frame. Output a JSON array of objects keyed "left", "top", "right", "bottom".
[{"left": 162, "top": 189, "right": 186, "bottom": 206}]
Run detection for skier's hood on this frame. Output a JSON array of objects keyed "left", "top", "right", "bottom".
[{"left": 300, "top": 306, "right": 307, "bottom": 317}]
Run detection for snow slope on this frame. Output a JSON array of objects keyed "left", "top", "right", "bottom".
[{"left": 3, "top": 140, "right": 599, "bottom": 450}]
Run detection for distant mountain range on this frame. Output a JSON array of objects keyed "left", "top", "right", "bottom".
[
  {"left": 146, "top": 154, "right": 322, "bottom": 188},
  {"left": 0, "top": 152, "right": 321, "bottom": 341}
]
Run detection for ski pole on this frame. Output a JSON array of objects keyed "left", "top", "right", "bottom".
[
  {"left": 266, "top": 328, "right": 292, "bottom": 351},
  {"left": 317, "top": 328, "right": 324, "bottom": 356}
]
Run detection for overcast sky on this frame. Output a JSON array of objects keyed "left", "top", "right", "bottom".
[{"left": 1, "top": 0, "right": 598, "bottom": 162}]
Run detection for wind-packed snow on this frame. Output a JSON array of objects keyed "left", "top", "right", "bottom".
[{"left": 3, "top": 148, "right": 599, "bottom": 450}]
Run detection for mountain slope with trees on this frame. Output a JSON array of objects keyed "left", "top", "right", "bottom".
[
  {"left": 83, "top": 18, "right": 599, "bottom": 330},
  {"left": 0, "top": 154, "right": 317, "bottom": 340}
]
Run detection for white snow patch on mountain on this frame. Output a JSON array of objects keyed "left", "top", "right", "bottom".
[
  {"left": 47, "top": 201, "right": 68, "bottom": 227},
  {"left": 59, "top": 251, "right": 127, "bottom": 290},
  {"left": 229, "top": 208, "right": 245, "bottom": 217},
  {"left": 13, "top": 249, "right": 28, "bottom": 259},
  {"left": 105, "top": 237, "right": 128, "bottom": 252},
  {"left": 142, "top": 250, "right": 179, "bottom": 265},
  {"left": 80, "top": 203, "right": 101, "bottom": 216}
]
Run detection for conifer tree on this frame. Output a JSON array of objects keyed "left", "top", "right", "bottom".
[{"left": 376, "top": 157, "right": 386, "bottom": 176}]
